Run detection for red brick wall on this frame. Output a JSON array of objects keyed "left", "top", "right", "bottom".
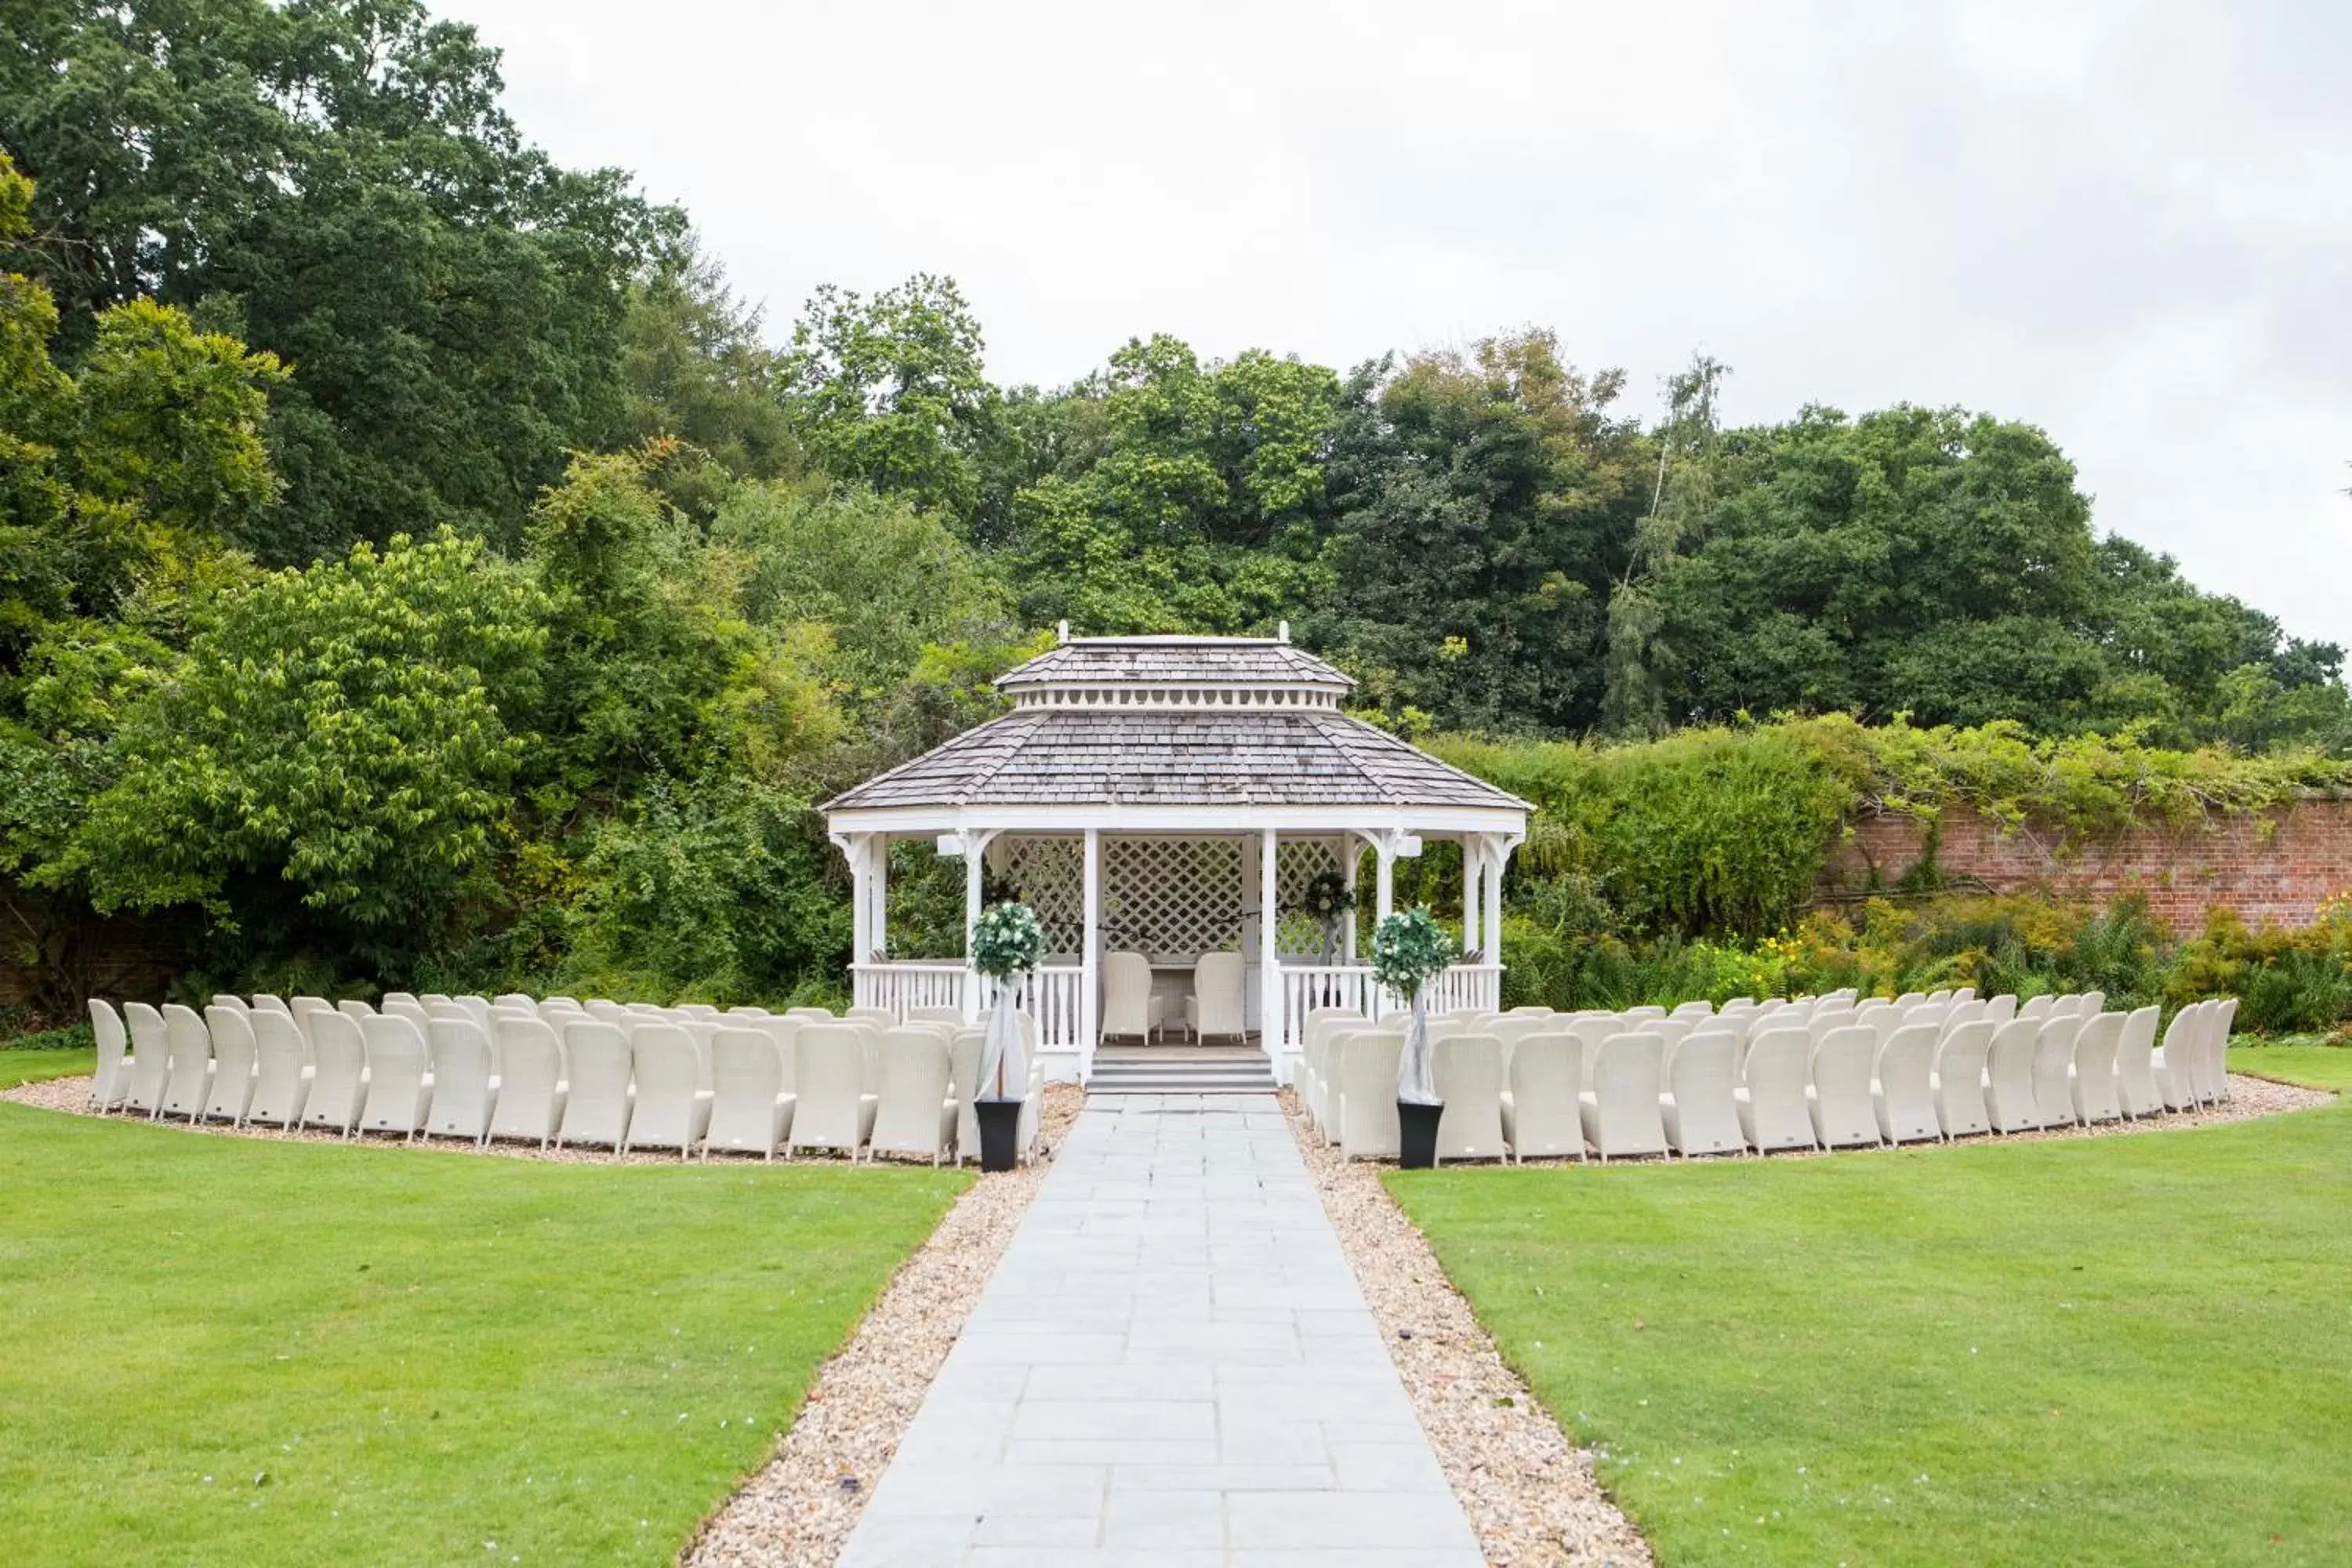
[{"left": 1820, "top": 797, "right": 2352, "bottom": 934}]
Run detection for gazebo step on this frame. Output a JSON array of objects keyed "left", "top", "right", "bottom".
[{"left": 1086, "top": 1054, "right": 1278, "bottom": 1094}]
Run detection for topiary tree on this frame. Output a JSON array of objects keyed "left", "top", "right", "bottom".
[{"left": 1371, "top": 907, "right": 1460, "bottom": 1105}]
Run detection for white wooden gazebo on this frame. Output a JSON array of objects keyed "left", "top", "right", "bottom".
[{"left": 821, "top": 630, "right": 1531, "bottom": 1084}]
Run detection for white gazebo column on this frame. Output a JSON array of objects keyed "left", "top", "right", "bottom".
[
  {"left": 1374, "top": 836, "right": 1396, "bottom": 927},
  {"left": 1342, "top": 837, "right": 1361, "bottom": 960},
  {"left": 1260, "top": 826, "right": 1285, "bottom": 1068},
  {"left": 1461, "top": 837, "right": 1483, "bottom": 959},
  {"left": 962, "top": 829, "right": 986, "bottom": 1022},
  {"left": 1081, "top": 828, "right": 1101, "bottom": 1080},
  {"left": 1483, "top": 834, "right": 1508, "bottom": 965},
  {"left": 847, "top": 835, "right": 872, "bottom": 1006},
  {"left": 868, "top": 835, "right": 890, "bottom": 962}
]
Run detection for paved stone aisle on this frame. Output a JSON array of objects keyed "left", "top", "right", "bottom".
[{"left": 837, "top": 1092, "right": 1483, "bottom": 1567}]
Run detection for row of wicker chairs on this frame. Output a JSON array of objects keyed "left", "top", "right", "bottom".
[
  {"left": 83, "top": 993, "right": 1042, "bottom": 1164},
  {"left": 1298, "top": 988, "right": 2241, "bottom": 1163}
]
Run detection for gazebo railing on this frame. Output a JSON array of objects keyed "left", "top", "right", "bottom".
[
  {"left": 851, "top": 960, "right": 967, "bottom": 1016},
  {"left": 849, "top": 960, "right": 1088, "bottom": 1055},
  {"left": 1277, "top": 961, "right": 1504, "bottom": 1050}
]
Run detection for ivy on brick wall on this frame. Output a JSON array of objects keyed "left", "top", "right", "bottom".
[{"left": 1434, "top": 717, "right": 2352, "bottom": 939}]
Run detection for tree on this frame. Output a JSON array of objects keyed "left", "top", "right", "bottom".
[
  {"left": 618, "top": 240, "right": 798, "bottom": 481},
  {"left": 2, "top": 0, "right": 677, "bottom": 561},
  {"left": 66, "top": 530, "right": 548, "bottom": 956},
  {"left": 782, "top": 274, "right": 996, "bottom": 524},
  {"left": 0, "top": 154, "right": 283, "bottom": 664},
  {"left": 1316, "top": 332, "right": 1647, "bottom": 733}
]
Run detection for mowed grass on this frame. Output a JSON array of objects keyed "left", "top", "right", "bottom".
[
  {"left": 0, "top": 1044, "right": 95, "bottom": 1087},
  {"left": 0, "top": 1101, "right": 965, "bottom": 1566},
  {"left": 1388, "top": 1051, "right": 2351, "bottom": 1568}
]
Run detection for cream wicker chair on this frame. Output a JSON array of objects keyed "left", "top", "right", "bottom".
[
  {"left": 2153, "top": 1001, "right": 2205, "bottom": 1111},
  {"left": 1931, "top": 1018, "right": 1996, "bottom": 1138},
  {"left": 299, "top": 1009, "right": 368, "bottom": 1136},
  {"left": 2069, "top": 1012, "right": 2125, "bottom": 1125},
  {"left": 2031, "top": 1013, "right": 2085, "bottom": 1127},
  {"left": 1807, "top": 1025, "right": 1882, "bottom": 1150},
  {"left": 948, "top": 1026, "right": 985, "bottom": 1163},
  {"left": 844, "top": 1006, "right": 897, "bottom": 1033},
  {"left": 423, "top": 1017, "right": 498, "bottom": 1145},
  {"left": 158, "top": 1004, "right": 214, "bottom": 1123},
  {"left": 1570, "top": 1014, "right": 1623, "bottom": 1091},
  {"left": 89, "top": 998, "right": 130, "bottom": 1112},
  {"left": 245, "top": 1007, "right": 313, "bottom": 1130},
  {"left": 1338, "top": 1031, "right": 1404, "bottom": 1160},
  {"left": 1662, "top": 1029, "right": 1745, "bottom": 1156},
  {"left": 1871, "top": 1022, "right": 1942, "bottom": 1145},
  {"left": 1581, "top": 1033, "right": 1669, "bottom": 1162},
  {"left": 488, "top": 1015, "right": 567, "bottom": 1148},
  {"left": 1983, "top": 993, "right": 2018, "bottom": 1024},
  {"left": 200, "top": 1004, "right": 258, "bottom": 1125},
  {"left": 556, "top": 1019, "right": 633, "bottom": 1150},
  {"left": 2018, "top": 993, "right": 2054, "bottom": 1022},
  {"left": 1101, "top": 951, "right": 1158, "bottom": 1043},
  {"left": 871, "top": 1028, "right": 956, "bottom": 1164},
  {"left": 624, "top": 1024, "right": 710, "bottom": 1156},
  {"left": 1985, "top": 1016, "right": 2045, "bottom": 1132},
  {"left": 2112, "top": 1005, "right": 2163, "bottom": 1119},
  {"left": 789, "top": 1023, "right": 877, "bottom": 1158},
  {"left": 909, "top": 1006, "right": 965, "bottom": 1033},
  {"left": 1501, "top": 1031, "right": 1582, "bottom": 1160},
  {"left": 357, "top": 1014, "right": 432, "bottom": 1140},
  {"left": 706, "top": 1026, "right": 795, "bottom": 1159},
  {"left": 2199, "top": 998, "right": 2238, "bottom": 1103},
  {"left": 1432, "top": 1034, "right": 1508, "bottom": 1164},
  {"left": 336, "top": 998, "right": 375, "bottom": 1024},
  {"left": 250, "top": 993, "right": 292, "bottom": 1017},
  {"left": 1186, "top": 952, "right": 1247, "bottom": 1043}
]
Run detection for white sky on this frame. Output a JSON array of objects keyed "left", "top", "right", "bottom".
[{"left": 445, "top": 0, "right": 2352, "bottom": 655}]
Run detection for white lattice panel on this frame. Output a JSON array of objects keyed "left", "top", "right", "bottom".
[
  {"left": 1000, "top": 837, "right": 1085, "bottom": 956},
  {"left": 996, "top": 834, "right": 1348, "bottom": 962},
  {"left": 1103, "top": 837, "right": 1244, "bottom": 959}
]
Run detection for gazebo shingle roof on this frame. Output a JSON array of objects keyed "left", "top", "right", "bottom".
[{"left": 824, "top": 709, "right": 1527, "bottom": 811}]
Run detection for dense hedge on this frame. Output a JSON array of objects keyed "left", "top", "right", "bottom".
[{"left": 1495, "top": 891, "right": 2352, "bottom": 1035}]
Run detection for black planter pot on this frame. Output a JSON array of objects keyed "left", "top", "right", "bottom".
[
  {"left": 1397, "top": 1099, "right": 1444, "bottom": 1169},
  {"left": 975, "top": 1097, "right": 1023, "bottom": 1172}
]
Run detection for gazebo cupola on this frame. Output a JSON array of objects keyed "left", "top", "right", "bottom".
[{"left": 821, "top": 628, "right": 1531, "bottom": 1083}]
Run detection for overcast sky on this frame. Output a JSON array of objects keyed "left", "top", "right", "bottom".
[{"left": 445, "top": 0, "right": 2350, "bottom": 653}]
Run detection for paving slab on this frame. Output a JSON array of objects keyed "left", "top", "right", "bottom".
[{"left": 838, "top": 1093, "right": 1481, "bottom": 1567}]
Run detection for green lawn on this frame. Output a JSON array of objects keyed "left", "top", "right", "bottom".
[
  {"left": 0, "top": 1044, "right": 95, "bottom": 1087},
  {"left": 0, "top": 1099, "right": 965, "bottom": 1566},
  {"left": 1389, "top": 1048, "right": 2350, "bottom": 1568}
]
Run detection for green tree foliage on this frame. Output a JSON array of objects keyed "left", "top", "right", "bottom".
[
  {"left": 0, "top": 154, "right": 283, "bottom": 675},
  {"left": 781, "top": 275, "right": 996, "bottom": 525},
  {"left": 1441, "top": 715, "right": 2352, "bottom": 942},
  {"left": 617, "top": 241, "right": 798, "bottom": 481},
  {"left": 67, "top": 531, "right": 546, "bottom": 942},
  {"left": 2, "top": 0, "right": 677, "bottom": 561},
  {"left": 995, "top": 335, "right": 1341, "bottom": 633}
]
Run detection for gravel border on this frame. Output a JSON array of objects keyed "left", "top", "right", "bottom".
[
  {"left": 682, "top": 1083, "right": 1083, "bottom": 1568},
  {"left": 1283, "top": 1072, "right": 2334, "bottom": 1568}
]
